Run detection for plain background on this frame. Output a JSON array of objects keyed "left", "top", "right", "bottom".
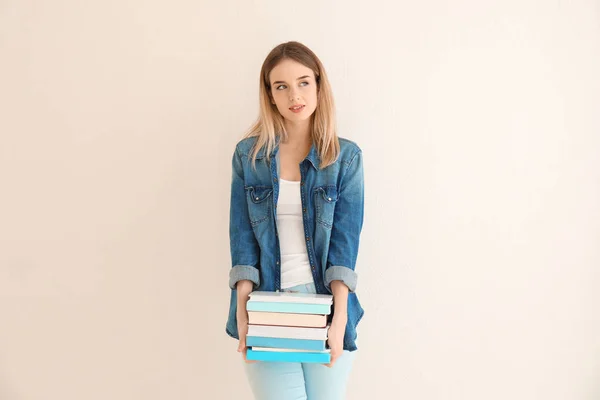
[{"left": 1, "top": 1, "right": 599, "bottom": 399}]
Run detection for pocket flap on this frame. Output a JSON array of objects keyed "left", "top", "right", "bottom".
[
  {"left": 247, "top": 186, "right": 274, "bottom": 203},
  {"left": 316, "top": 185, "right": 338, "bottom": 202}
]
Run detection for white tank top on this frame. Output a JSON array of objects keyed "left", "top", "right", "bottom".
[{"left": 276, "top": 178, "right": 314, "bottom": 289}]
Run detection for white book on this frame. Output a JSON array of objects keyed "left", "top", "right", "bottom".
[
  {"left": 248, "top": 291, "right": 333, "bottom": 305},
  {"left": 247, "top": 324, "right": 329, "bottom": 340},
  {"left": 252, "top": 347, "right": 331, "bottom": 353},
  {"left": 248, "top": 311, "right": 327, "bottom": 327}
]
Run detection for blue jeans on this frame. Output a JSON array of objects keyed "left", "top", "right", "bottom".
[{"left": 242, "top": 281, "right": 356, "bottom": 400}]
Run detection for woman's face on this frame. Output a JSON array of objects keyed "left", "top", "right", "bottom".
[{"left": 269, "top": 59, "right": 318, "bottom": 124}]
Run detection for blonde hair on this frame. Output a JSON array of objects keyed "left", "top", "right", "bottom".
[{"left": 242, "top": 41, "right": 340, "bottom": 170}]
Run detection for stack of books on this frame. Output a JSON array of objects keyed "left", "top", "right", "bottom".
[{"left": 244, "top": 290, "right": 334, "bottom": 363}]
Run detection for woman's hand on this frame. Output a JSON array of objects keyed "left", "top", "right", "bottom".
[
  {"left": 236, "top": 309, "right": 257, "bottom": 364},
  {"left": 324, "top": 280, "right": 349, "bottom": 368},
  {"left": 235, "top": 280, "right": 257, "bottom": 364},
  {"left": 324, "top": 314, "right": 347, "bottom": 368}
]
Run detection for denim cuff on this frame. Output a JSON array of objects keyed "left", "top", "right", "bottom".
[
  {"left": 325, "top": 266, "right": 358, "bottom": 293},
  {"left": 229, "top": 265, "right": 260, "bottom": 290}
]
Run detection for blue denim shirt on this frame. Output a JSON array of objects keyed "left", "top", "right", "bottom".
[{"left": 225, "top": 135, "right": 365, "bottom": 351}]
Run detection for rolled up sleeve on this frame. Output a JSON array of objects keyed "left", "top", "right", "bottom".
[
  {"left": 325, "top": 148, "right": 364, "bottom": 293},
  {"left": 228, "top": 145, "right": 261, "bottom": 290}
]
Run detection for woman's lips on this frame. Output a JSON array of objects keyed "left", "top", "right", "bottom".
[{"left": 289, "top": 105, "right": 305, "bottom": 113}]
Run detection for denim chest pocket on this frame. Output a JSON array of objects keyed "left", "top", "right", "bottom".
[
  {"left": 245, "top": 185, "right": 273, "bottom": 226},
  {"left": 314, "top": 185, "right": 338, "bottom": 228}
]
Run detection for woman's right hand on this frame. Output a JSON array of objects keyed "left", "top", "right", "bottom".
[
  {"left": 235, "top": 280, "right": 257, "bottom": 363},
  {"left": 236, "top": 309, "right": 257, "bottom": 364}
]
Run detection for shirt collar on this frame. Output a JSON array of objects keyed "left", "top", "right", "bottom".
[
  {"left": 305, "top": 141, "right": 320, "bottom": 170},
  {"left": 257, "top": 135, "right": 320, "bottom": 170}
]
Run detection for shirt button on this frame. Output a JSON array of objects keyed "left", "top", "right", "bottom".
[
  {"left": 311, "top": 265, "right": 315, "bottom": 271},
  {"left": 276, "top": 261, "right": 279, "bottom": 265},
  {"left": 273, "top": 177, "right": 277, "bottom": 182},
  {"left": 303, "top": 208, "right": 306, "bottom": 213},
  {"left": 306, "top": 237, "right": 310, "bottom": 241},
  {"left": 301, "top": 181, "right": 304, "bottom": 185}
]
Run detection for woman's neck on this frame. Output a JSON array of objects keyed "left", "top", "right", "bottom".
[{"left": 283, "top": 119, "right": 312, "bottom": 146}]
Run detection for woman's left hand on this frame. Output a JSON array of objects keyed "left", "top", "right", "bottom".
[{"left": 324, "top": 315, "right": 347, "bottom": 368}]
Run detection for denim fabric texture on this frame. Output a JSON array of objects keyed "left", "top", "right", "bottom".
[{"left": 225, "top": 135, "right": 365, "bottom": 351}]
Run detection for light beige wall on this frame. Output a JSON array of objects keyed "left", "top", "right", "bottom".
[{"left": 1, "top": 1, "right": 599, "bottom": 399}]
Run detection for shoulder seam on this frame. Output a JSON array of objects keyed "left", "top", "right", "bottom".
[
  {"left": 236, "top": 137, "right": 257, "bottom": 158},
  {"left": 338, "top": 137, "right": 361, "bottom": 155},
  {"left": 349, "top": 148, "right": 362, "bottom": 166}
]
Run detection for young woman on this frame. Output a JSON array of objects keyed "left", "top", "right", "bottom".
[{"left": 225, "top": 41, "right": 365, "bottom": 400}]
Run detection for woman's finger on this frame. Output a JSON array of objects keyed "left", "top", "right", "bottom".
[
  {"left": 242, "top": 346, "right": 257, "bottom": 364},
  {"left": 325, "top": 352, "right": 338, "bottom": 368}
]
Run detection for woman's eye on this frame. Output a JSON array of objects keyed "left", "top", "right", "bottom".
[{"left": 276, "top": 82, "right": 308, "bottom": 90}]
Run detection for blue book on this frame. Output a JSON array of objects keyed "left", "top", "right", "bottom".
[
  {"left": 247, "top": 348, "right": 331, "bottom": 363},
  {"left": 246, "top": 302, "right": 331, "bottom": 314},
  {"left": 246, "top": 336, "right": 327, "bottom": 351},
  {"left": 247, "top": 291, "right": 333, "bottom": 315}
]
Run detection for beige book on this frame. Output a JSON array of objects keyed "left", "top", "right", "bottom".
[{"left": 248, "top": 311, "right": 327, "bottom": 328}]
